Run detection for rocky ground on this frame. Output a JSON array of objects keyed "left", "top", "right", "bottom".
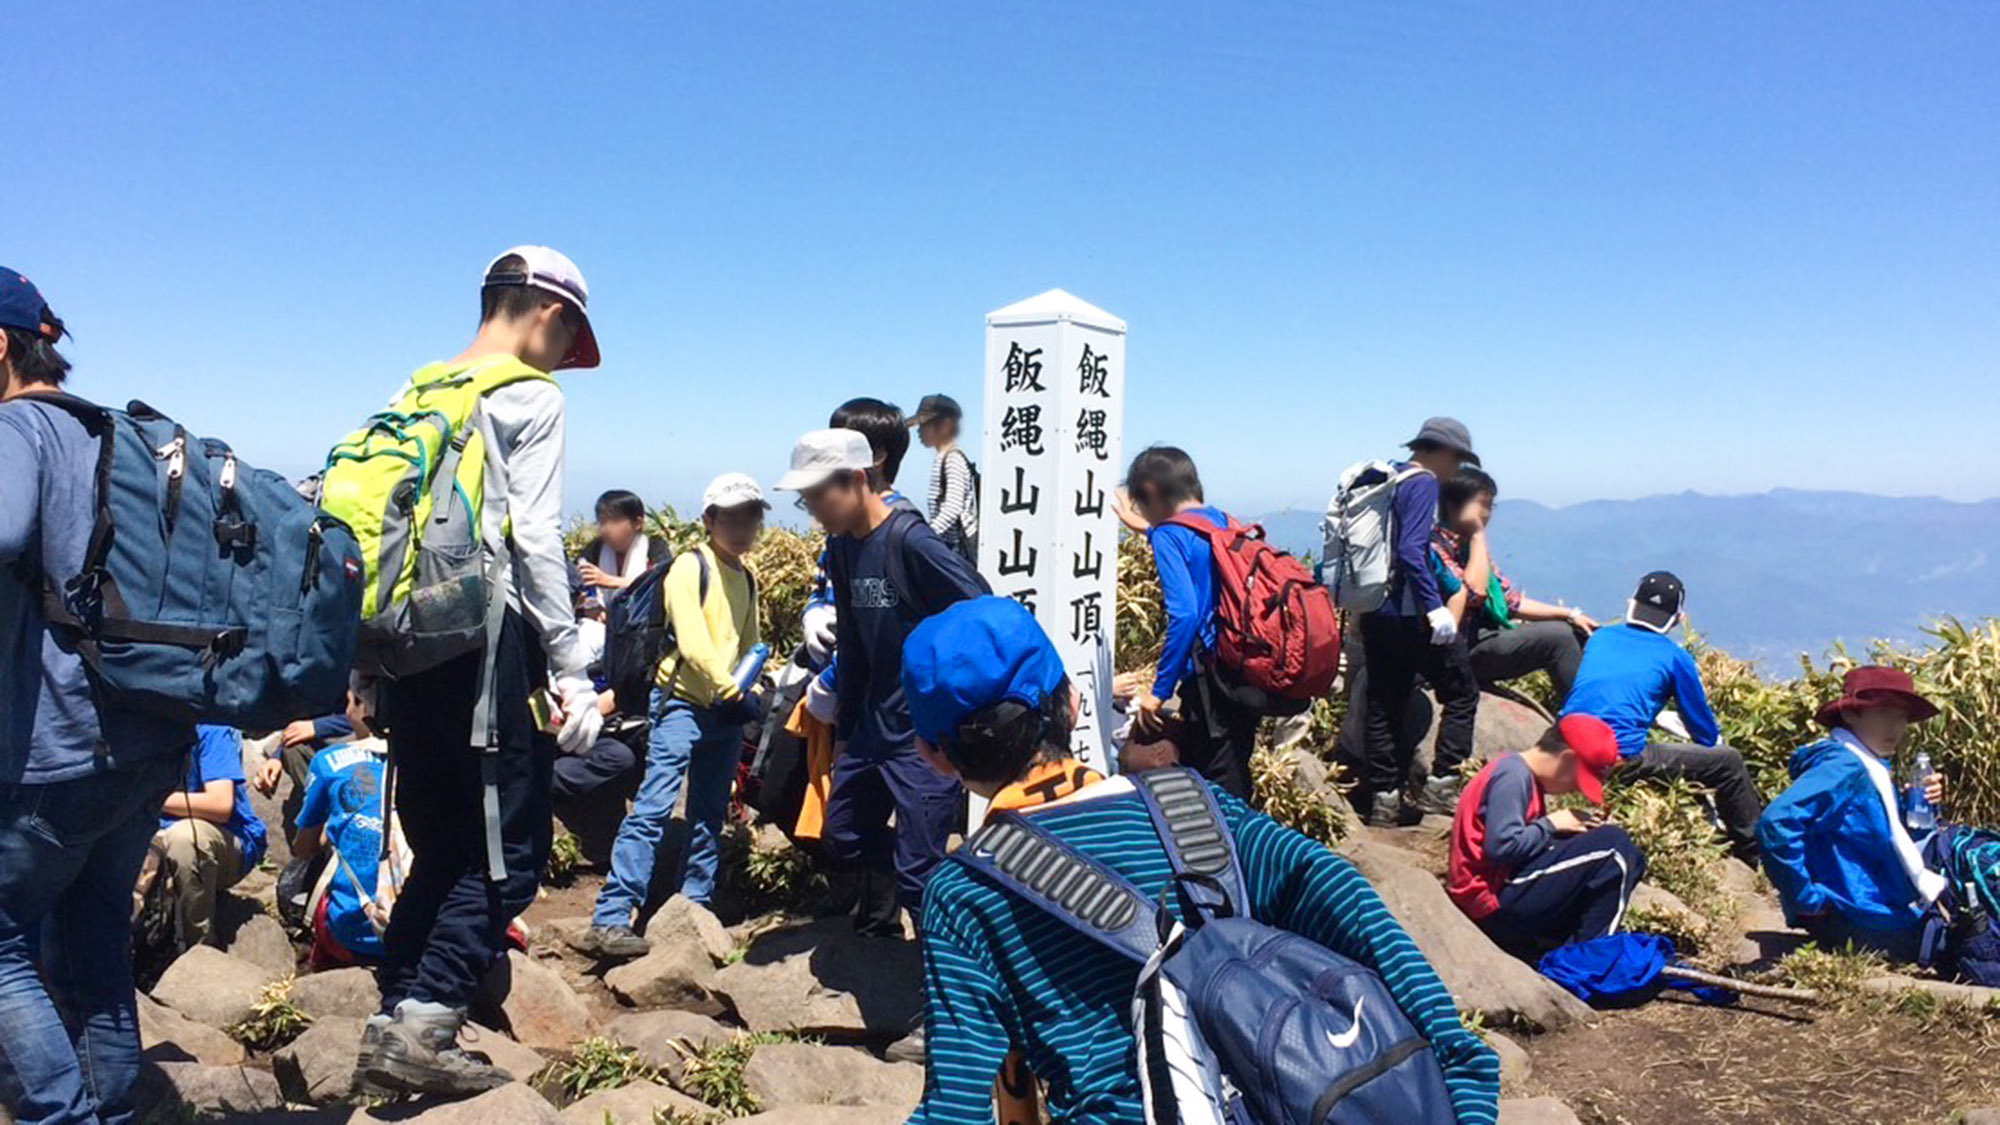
[{"left": 119, "top": 702, "right": 2000, "bottom": 1125}]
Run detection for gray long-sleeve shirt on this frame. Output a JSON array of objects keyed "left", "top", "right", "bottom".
[{"left": 475, "top": 377, "right": 587, "bottom": 682}]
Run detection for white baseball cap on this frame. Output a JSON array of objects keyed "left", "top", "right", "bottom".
[
  {"left": 484, "top": 245, "right": 600, "bottom": 370},
  {"left": 703, "top": 472, "right": 769, "bottom": 512},
  {"left": 776, "top": 429, "right": 873, "bottom": 492}
]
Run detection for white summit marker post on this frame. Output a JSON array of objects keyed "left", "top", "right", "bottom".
[{"left": 978, "top": 289, "right": 1126, "bottom": 775}]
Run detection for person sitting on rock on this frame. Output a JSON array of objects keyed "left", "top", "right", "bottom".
[
  {"left": 1448, "top": 714, "right": 1645, "bottom": 960},
  {"left": 154, "top": 725, "right": 269, "bottom": 949},
  {"left": 1431, "top": 467, "right": 1597, "bottom": 704},
  {"left": 1758, "top": 666, "right": 1949, "bottom": 963},
  {"left": 293, "top": 686, "right": 407, "bottom": 970},
  {"left": 902, "top": 595, "right": 1500, "bottom": 1124},
  {"left": 1560, "top": 571, "right": 1763, "bottom": 864}
]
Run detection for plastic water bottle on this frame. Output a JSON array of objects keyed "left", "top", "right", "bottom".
[
  {"left": 1905, "top": 751, "right": 1938, "bottom": 832},
  {"left": 731, "top": 643, "right": 771, "bottom": 694}
]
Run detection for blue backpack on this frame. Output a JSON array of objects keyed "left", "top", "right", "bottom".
[
  {"left": 1921, "top": 825, "right": 2000, "bottom": 987},
  {"left": 956, "top": 769, "right": 1456, "bottom": 1125},
  {"left": 28, "top": 395, "right": 363, "bottom": 731}
]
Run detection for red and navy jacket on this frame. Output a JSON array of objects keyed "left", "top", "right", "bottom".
[{"left": 1447, "top": 754, "right": 1559, "bottom": 920}]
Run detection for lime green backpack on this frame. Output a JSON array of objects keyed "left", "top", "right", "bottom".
[{"left": 320, "top": 358, "right": 551, "bottom": 676}]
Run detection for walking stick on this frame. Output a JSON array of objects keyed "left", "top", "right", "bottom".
[{"left": 1659, "top": 964, "right": 1821, "bottom": 1005}]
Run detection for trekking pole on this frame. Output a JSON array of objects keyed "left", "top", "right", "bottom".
[{"left": 1658, "top": 965, "right": 1821, "bottom": 1005}]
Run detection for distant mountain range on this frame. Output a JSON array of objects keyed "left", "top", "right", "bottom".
[{"left": 1251, "top": 490, "right": 2000, "bottom": 666}]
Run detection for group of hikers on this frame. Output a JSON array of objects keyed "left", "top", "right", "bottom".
[{"left": 0, "top": 249, "right": 1992, "bottom": 1125}]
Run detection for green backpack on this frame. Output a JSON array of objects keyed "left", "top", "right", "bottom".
[{"left": 320, "top": 358, "right": 552, "bottom": 676}]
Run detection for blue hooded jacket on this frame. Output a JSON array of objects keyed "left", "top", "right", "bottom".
[{"left": 1757, "top": 734, "right": 1939, "bottom": 933}]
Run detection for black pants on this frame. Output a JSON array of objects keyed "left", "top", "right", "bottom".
[
  {"left": 1466, "top": 620, "right": 1584, "bottom": 704},
  {"left": 378, "top": 610, "right": 554, "bottom": 1012},
  {"left": 1174, "top": 665, "right": 1263, "bottom": 802},
  {"left": 1357, "top": 612, "right": 1478, "bottom": 805},
  {"left": 551, "top": 726, "right": 642, "bottom": 802},
  {"left": 1619, "top": 742, "right": 1763, "bottom": 863},
  {"left": 1479, "top": 825, "right": 1647, "bottom": 960}
]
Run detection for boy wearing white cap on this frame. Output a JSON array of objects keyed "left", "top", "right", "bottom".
[{"left": 573, "top": 473, "right": 767, "bottom": 960}]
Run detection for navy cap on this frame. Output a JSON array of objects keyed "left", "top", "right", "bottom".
[
  {"left": 0, "top": 268, "right": 59, "bottom": 339},
  {"left": 902, "top": 596, "right": 1068, "bottom": 747}
]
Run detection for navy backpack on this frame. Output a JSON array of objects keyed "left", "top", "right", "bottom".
[
  {"left": 28, "top": 395, "right": 363, "bottom": 730},
  {"left": 956, "top": 768, "right": 1456, "bottom": 1125}
]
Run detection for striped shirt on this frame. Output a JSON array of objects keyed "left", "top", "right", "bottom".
[
  {"left": 910, "top": 779, "right": 1500, "bottom": 1124},
  {"left": 927, "top": 446, "right": 978, "bottom": 549}
]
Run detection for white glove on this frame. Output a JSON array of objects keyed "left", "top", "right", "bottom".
[
  {"left": 1426, "top": 606, "right": 1459, "bottom": 646},
  {"left": 804, "top": 674, "right": 838, "bottom": 724},
  {"left": 802, "top": 602, "right": 838, "bottom": 665},
  {"left": 555, "top": 675, "right": 603, "bottom": 756}
]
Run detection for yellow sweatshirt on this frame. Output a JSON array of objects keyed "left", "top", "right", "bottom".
[{"left": 655, "top": 543, "right": 760, "bottom": 707}]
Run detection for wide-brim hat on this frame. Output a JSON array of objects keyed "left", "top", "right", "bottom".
[{"left": 1814, "top": 664, "right": 1940, "bottom": 728}]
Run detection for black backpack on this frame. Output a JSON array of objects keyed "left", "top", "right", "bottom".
[{"left": 601, "top": 551, "right": 755, "bottom": 714}]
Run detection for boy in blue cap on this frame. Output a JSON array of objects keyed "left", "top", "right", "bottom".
[{"left": 902, "top": 596, "right": 1499, "bottom": 1124}]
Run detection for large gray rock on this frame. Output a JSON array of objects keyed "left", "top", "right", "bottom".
[
  {"left": 273, "top": 1015, "right": 365, "bottom": 1105},
  {"left": 137, "top": 993, "right": 247, "bottom": 1066},
  {"left": 1421, "top": 690, "right": 1552, "bottom": 773},
  {"left": 1485, "top": 1030, "right": 1532, "bottom": 1094},
  {"left": 225, "top": 911, "right": 299, "bottom": 978},
  {"left": 1338, "top": 839, "right": 1590, "bottom": 1030},
  {"left": 711, "top": 918, "right": 923, "bottom": 1039},
  {"left": 605, "top": 1009, "right": 732, "bottom": 1080},
  {"left": 644, "top": 895, "right": 736, "bottom": 966},
  {"left": 728, "top": 1108, "right": 900, "bottom": 1125},
  {"left": 135, "top": 1060, "right": 285, "bottom": 1115},
  {"left": 1499, "top": 1096, "right": 1583, "bottom": 1124},
  {"left": 292, "top": 966, "right": 381, "bottom": 1020},
  {"left": 604, "top": 940, "right": 725, "bottom": 1015},
  {"left": 353, "top": 1081, "right": 560, "bottom": 1123},
  {"left": 560, "top": 1079, "right": 716, "bottom": 1124},
  {"left": 741, "top": 1042, "right": 922, "bottom": 1109},
  {"left": 150, "top": 944, "right": 283, "bottom": 1030},
  {"left": 1959, "top": 1109, "right": 2000, "bottom": 1125},
  {"left": 487, "top": 950, "right": 599, "bottom": 1052}
]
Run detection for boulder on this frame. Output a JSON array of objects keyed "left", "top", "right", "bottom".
[
  {"left": 644, "top": 895, "right": 736, "bottom": 966},
  {"left": 1338, "top": 839, "right": 1590, "bottom": 1030},
  {"left": 150, "top": 944, "right": 283, "bottom": 1030},
  {"left": 352, "top": 1081, "right": 560, "bottom": 1124},
  {"left": 466, "top": 1021, "right": 549, "bottom": 1085},
  {"left": 487, "top": 950, "right": 599, "bottom": 1052},
  {"left": 135, "top": 1060, "right": 285, "bottom": 1115},
  {"left": 292, "top": 966, "right": 381, "bottom": 1020},
  {"left": 605, "top": 1009, "right": 733, "bottom": 1080},
  {"left": 1421, "top": 690, "right": 1551, "bottom": 773},
  {"left": 727, "top": 1109, "right": 896, "bottom": 1125},
  {"left": 1861, "top": 974, "right": 2000, "bottom": 1009},
  {"left": 1628, "top": 882, "right": 1692, "bottom": 918},
  {"left": 711, "top": 918, "right": 923, "bottom": 1039},
  {"left": 1960, "top": 1110, "right": 2000, "bottom": 1125},
  {"left": 1485, "top": 1030, "right": 1532, "bottom": 1094},
  {"left": 137, "top": 993, "right": 247, "bottom": 1066},
  {"left": 273, "top": 1015, "right": 365, "bottom": 1105},
  {"left": 560, "top": 1079, "right": 716, "bottom": 1124},
  {"left": 741, "top": 1042, "right": 922, "bottom": 1109},
  {"left": 604, "top": 941, "right": 726, "bottom": 1015},
  {"left": 1499, "top": 1096, "right": 1583, "bottom": 1124},
  {"left": 225, "top": 911, "right": 299, "bottom": 978}
]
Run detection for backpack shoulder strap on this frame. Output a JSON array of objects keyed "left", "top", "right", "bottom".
[
  {"left": 1130, "top": 768, "right": 1251, "bottom": 918},
  {"left": 955, "top": 806, "right": 1161, "bottom": 965},
  {"left": 882, "top": 508, "right": 932, "bottom": 619}
]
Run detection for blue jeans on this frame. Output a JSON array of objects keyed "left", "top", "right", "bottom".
[
  {"left": 0, "top": 753, "right": 180, "bottom": 1125},
  {"left": 593, "top": 690, "right": 739, "bottom": 925}
]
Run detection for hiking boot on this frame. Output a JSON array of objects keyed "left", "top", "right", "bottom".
[
  {"left": 364, "top": 1001, "right": 513, "bottom": 1098},
  {"left": 1411, "top": 773, "right": 1464, "bottom": 817},
  {"left": 884, "top": 1024, "right": 927, "bottom": 1065},
  {"left": 568, "top": 924, "right": 651, "bottom": 961},
  {"left": 1364, "top": 791, "right": 1422, "bottom": 829},
  {"left": 349, "top": 1013, "right": 394, "bottom": 1100}
]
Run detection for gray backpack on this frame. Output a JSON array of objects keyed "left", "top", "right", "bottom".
[{"left": 1319, "top": 461, "right": 1426, "bottom": 613}]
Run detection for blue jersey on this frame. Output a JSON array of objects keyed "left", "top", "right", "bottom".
[
  {"left": 296, "top": 741, "right": 389, "bottom": 957},
  {"left": 162, "top": 725, "right": 266, "bottom": 867}
]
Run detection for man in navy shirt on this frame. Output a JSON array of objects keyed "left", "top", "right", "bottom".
[{"left": 777, "top": 428, "right": 988, "bottom": 935}]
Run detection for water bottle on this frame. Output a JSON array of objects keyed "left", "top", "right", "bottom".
[
  {"left": 731, "top": 642, "right": 771, "bottom": 695},
  {"left": 1905, "top": 751, "right": 1938, "bottom": 832}
]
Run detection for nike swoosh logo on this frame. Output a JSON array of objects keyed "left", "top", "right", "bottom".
[{"left": 1325, "top": 996, "right": 1365, "bottom": 1050}]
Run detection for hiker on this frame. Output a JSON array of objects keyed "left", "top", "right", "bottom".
[
  {"left": 573, "top": 473, "right": 768, "bottom": 959},
  {"left": 779, "top": 428, "right": 988, "bottom": 937},
  {"left": 1433, "top": 466, "right": 1597, "bottom": 703},
  {"left": 1758, "top": 666, "right": 1949, "bottom": 962},
  {"left": 903, "top": 596, "right": 1500, "bottom": 1124},
  {"left": 293, "top": 689, "right": 404, "bottom": 971},
  {"left": 1561, "top": 571, "right": 1763, "bottom": 863},
  {"left": 1353, "top": 417, "right": 1483, "bottom": 825},
  {"left": 0, "top": 268, "right": 194, "bottom": 1125},
  {"left": 575, "top": 489, "right": 668, "bottom": 595},
  {"left": 910, "top": 392, "right": 979, "bottom": 563},
  {"left": 1115, "top": 445, "right": 1263, "bottom": 800},
  {"left": 357, "top": 247, "right": 607, "bottom": 1097},
  {"left": 1448, "top": 714, "right": 1645, "bottom": 960},
  {"left": 154, "top": 725, "right": 268, "bottom": 948},
  {"left": 251, "top": 709, "right": 356, "bottom": 842}
]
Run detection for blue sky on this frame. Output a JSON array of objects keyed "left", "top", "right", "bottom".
[{"left": 18, "top": 2, "right": 1998, "bottom": 517}]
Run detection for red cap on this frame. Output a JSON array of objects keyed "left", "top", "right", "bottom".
[{"left": 1558, "top": 713, "right": 1620, "bottom": 805}]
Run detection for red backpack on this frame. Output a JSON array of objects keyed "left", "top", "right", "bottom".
[{"left": 1165, "top": 513, "right": 1342, "bottom": 705}]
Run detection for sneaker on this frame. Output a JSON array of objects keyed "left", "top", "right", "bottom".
[
  {"left": 884, "top": 1024, "right": 926, "bottom": 1065},
  {"left": 349, "top": 1014, "right": 394, "bottom": 1100},
  {"left": 364, "top": 1002, "right": 513, "bottom": 1098},
  {"left": 1411, "top": 773, "right": 1464, "bottom": 817},
  {"left": 567, "top": 924, "right": 651, "bottom": 961}
]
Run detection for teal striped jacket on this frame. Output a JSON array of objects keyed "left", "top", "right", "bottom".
[{"left": 909, "top": 779, "right": 1500, "bottom": 1124}]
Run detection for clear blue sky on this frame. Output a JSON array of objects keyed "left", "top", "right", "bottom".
[{"left": 19, "top": 3, "right": 1998, "bottom": 517}]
